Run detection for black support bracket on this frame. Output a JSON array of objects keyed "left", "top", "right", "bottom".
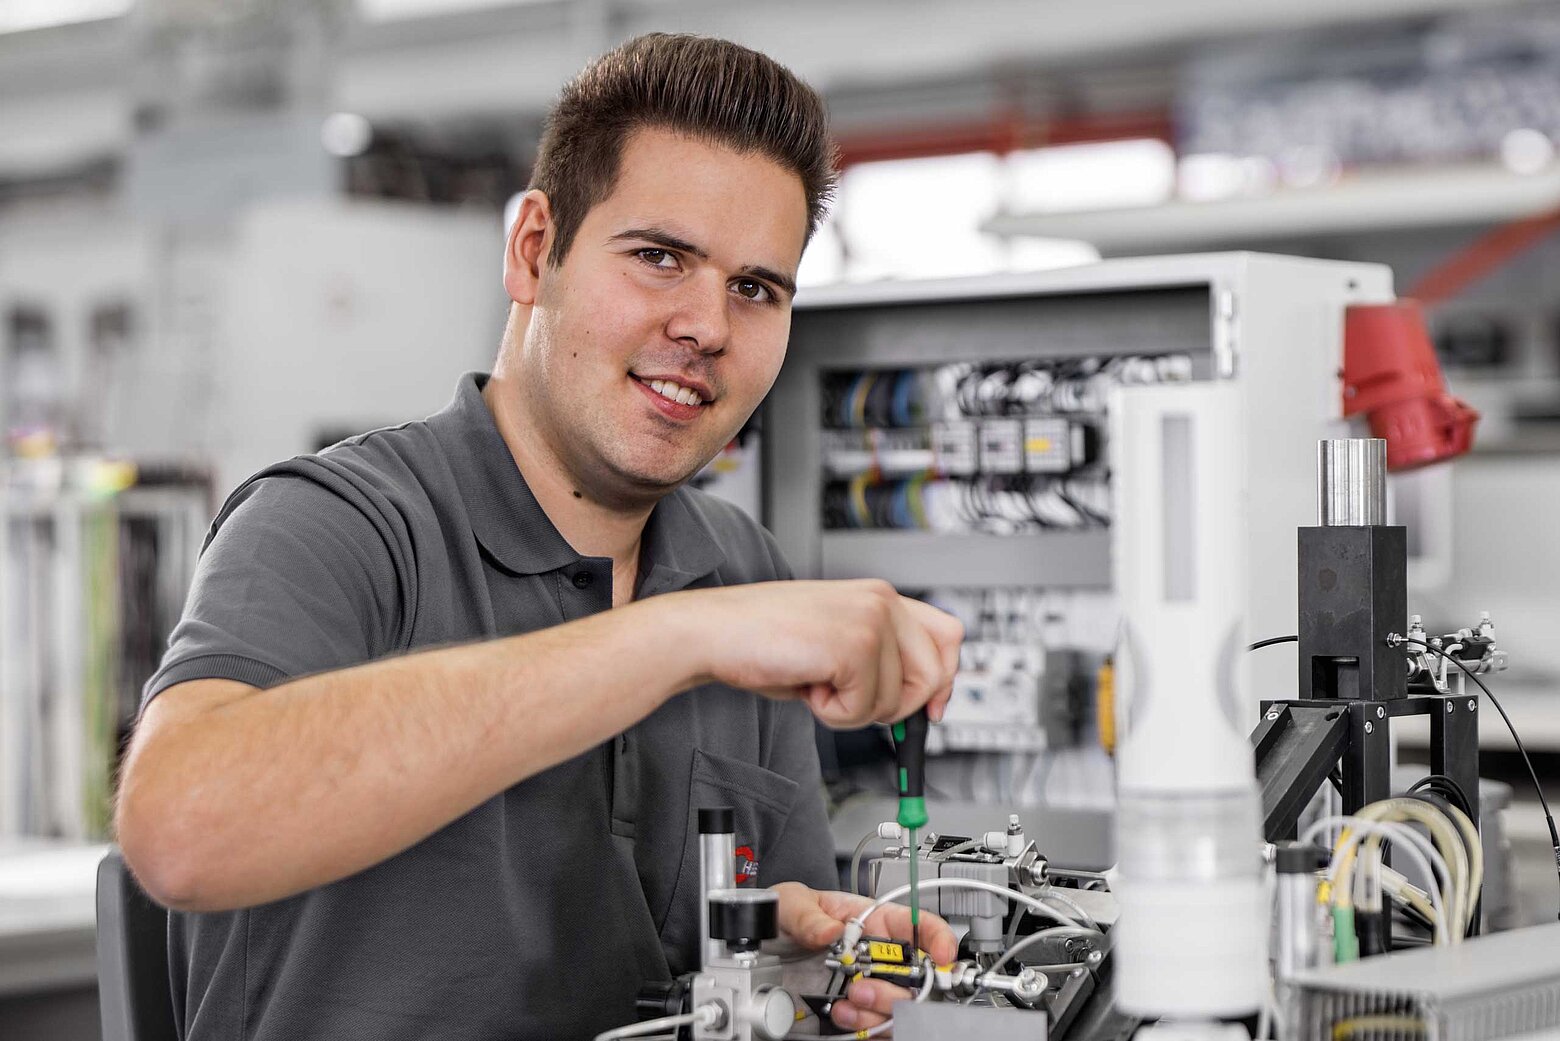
[{"left": 1252, "top": 693, "right": 1481, "bottom": 842}]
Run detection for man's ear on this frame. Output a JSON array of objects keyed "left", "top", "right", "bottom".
[{"left": 503, "top": 189, "right": 553, "bottom": 306}]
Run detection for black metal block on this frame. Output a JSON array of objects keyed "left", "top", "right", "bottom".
[{"left": 1297, "top": 525, "right": 1408, "bottom": 702}]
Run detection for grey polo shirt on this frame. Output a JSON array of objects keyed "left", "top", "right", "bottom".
[{"left": 141, "top": 372, "right": 836, "bottom": 1041}]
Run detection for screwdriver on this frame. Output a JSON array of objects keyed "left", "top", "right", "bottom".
[{"left": 891, "top": 706, "right": 930, "bottom": 959}]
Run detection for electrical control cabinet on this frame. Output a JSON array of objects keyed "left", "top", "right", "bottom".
[{"left": 768, "top": 253, "right": 1396, "bottom": 771}]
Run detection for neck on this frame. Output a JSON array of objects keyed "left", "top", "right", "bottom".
[{"left": 482, "top": 364, "right": 651, "bottom": 603}]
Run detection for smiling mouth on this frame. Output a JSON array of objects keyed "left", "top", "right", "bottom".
[{"left": 630, "top": 374, "right": 711, "bottom": 407}]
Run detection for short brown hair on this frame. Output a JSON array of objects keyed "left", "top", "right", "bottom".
[{"left": 530, "top": 33, "right": 837, "bottom": 265}]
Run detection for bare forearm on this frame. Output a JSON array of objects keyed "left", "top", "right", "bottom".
[{"left": 119, "top": 594, "right": 702, "bottom": 911}]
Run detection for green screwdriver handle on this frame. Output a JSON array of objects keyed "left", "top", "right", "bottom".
[{"left": 891, "top": 707, "right": 929, "bottom": 830}]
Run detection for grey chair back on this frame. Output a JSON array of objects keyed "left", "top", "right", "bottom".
[{"left": 95, "top": 849, "right": 177, "bottom": 1041}]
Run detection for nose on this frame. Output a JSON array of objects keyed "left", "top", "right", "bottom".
[{"left": 664, "top": 271, "right": 730, "bottom": 355}]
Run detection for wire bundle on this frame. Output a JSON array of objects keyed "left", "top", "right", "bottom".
[
  {"left": 822, "top": 369, "right": 931, "bottom": 429},
  {"left": 936, "top": 355, "right": 1193, "bottom": 420},
  {"left": 822, "top": 474, "right": 1109, "bottom": 532},
  {"left": 821, "top": 354, "right": 1194, "bottom": 431},
  {"left": 1301, "top": 795, "right": 1482, "bottom": 960}
]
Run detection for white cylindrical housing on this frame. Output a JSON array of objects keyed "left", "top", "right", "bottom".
[{"left": 1110, "top": 382, "right": 1266, "bottom": 1018}]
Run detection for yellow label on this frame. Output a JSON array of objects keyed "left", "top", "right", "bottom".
[
  {"left": 868, "top": 941, "right": 905, "bottom": 963},
  {"left": 870, "top": 964, "right": 914, "bottom": 977},
  {"left": 1025, "top": 437, "right": 1054, "bottom": 453}
]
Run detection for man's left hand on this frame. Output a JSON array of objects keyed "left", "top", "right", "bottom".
[{"left": 771, "top": 881, "right": 959, "bottom": 1034}]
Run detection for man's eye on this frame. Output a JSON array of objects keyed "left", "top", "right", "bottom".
[
  {"left": 733, "top": 278, "right": 772, "bottom": 303},
  {"left": 636, "top": 249, "right": 676, "bottom": 268}
]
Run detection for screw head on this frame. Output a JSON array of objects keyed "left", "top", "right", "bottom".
[
  {"left": 1468, "top": 699, "right": 1477, "bottom": 711},
  {"left": 1364, "top": 721, "right": 1375, "bottom": 734},
  {"left": 1376, "top": 706, "right": 1385, "bottom": 719},
  {"left": 1266, "top": 710, "right": 1281, "bottom": 721},
  {"left": 1447, "top": 701, "right": 1455, "bottom": 713}
]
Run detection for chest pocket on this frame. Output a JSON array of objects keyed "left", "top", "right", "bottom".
[{"left": 659, "top": 747, "right": 799, "bottom": 975}]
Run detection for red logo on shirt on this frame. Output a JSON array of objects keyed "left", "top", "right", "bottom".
[{"left": 735, "top": 845, "right": 759, "bottom": 884}]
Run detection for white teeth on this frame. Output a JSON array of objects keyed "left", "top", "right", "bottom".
[{"left": 639, "top": 376, "right": 703, "bottom": 406}]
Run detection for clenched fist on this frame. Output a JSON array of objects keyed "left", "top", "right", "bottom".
[{"left": 670, "top": 579, "right": 963, "bottom": 728}]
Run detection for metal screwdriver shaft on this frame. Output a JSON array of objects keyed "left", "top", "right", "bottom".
[{"left": 892, "top": 708, "right": 930, "bottom": 958}]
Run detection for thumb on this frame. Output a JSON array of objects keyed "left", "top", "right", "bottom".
[{"left": 784, "top": 897, "right": 848, "bottom": 950}]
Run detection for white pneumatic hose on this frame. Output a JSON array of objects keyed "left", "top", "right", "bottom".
[{"left": 594, "top": 1003, "right": 720, "bottom": 1041}]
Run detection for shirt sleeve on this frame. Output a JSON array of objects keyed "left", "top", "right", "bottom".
[{"left": 140, "top": 473, "right": 403, "bottom": 712}]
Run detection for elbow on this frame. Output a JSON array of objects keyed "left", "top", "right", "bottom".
[
  {"left": 116, "top": 790, "right": 203, "bottom": 912},
  {"left": 115, "top": 762, "right": 219, "bottom": 913}
]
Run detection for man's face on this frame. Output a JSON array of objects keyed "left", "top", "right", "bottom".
[{"left": 518, "top": 127, "right": 808, "bottom": 505}]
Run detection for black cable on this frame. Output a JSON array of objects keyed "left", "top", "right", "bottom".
[
  {"left": 1404, "top": 782, "right": 1483, "bottom": 936},
  {"left": 1407, "top": 774, "right": 1475, "bottom": 820},
  {"left": 1399, "top": 635, "right": 1560, "bottom": 920},
  {"left": 1397, "top": 901, "right": 1436, "bottom": 934},
  {"left": 1248, "top": 634, "right": 1299, "bottom": 651}
]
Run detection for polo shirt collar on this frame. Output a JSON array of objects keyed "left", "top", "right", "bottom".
[
  {"left": 427, "top": 373, "right": 725, "bottom": 587},
  {"left": 639, "top": 485, "right": 727, "bottom": 595}
]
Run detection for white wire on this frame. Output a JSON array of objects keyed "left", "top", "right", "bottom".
[
  {"left": 1369, "top": 798, "right": 1477, "bottom": 937},
  {"left": 916, "top": 951, "right": 935, "bottom": 1002},
  {"left": 856, "top": 877, "right": 1083, "bottom": 932},
  {"left": 985, "top": 924, "right": 1104, "bottom": 977},
  {"left": 787, "top": 1021, "right": 894, "bottom": 1040},
  {"left": 594, "top": 1008, "right": 706, "bottom": 1041},
  {"left": 1343, "top": 821, "right": 1456, "bottom": 939},
  {"left": 1299, "top": 816, "right": 1452, "bottom": 945},
  {"left": 1306, "top": 814, "right": 1452, "bottom": 919},
  {"left": 1034, "top": 889, "right": 1099, "bottom": 932}
]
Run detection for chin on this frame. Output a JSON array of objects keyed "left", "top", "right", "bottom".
[{"left": 607, "top": 455, "right": 705, "bottom": 496}]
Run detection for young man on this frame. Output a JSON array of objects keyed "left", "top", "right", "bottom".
[{"left": 117, "top": 32, "right": 962, "bottom": 1041}]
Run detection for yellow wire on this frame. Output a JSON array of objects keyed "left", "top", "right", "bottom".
[
  {"left": 1331, "top": 1016, "right": 1424, "bottom": 1041},
  {"left": 849, "top": 473, "right": 873, "bottom": 528},
  {"left": 851, "top": 373, "right": 877, "bottom": 428}
]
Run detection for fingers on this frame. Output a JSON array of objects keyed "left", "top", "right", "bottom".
[
  {"left": 874, "top": 613, "right": 903, "bottom": 724},
  {"left": 794, "top": 581, "right": 966, "bottom": 730},
  {"left": 806, "top": 889, "right": 952, "bottom": 1031},
  {"left": 901, "top": 597, "right": 964, "bottom": 679},
  {"left": 862, "top": 902, "right": 961, "bottom": 966},
  {"left": 898, "top": 597, "right": 963, "bottom": 722},
  {"left": 832, "top": 978, "right": 910, "bottom": 1032},
  {"left": 808, "top": 594, "right": 884, "bottom": 728},
  {"left": 771, "top": 881, "right": 847, "bottom": 950},
  {"left": 881, "top": 596, "right": 945, "bottom": 724}
]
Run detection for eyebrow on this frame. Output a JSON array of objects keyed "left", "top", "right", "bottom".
[{"left": 608, "top": 226, "right": 797, "bottom": 300}]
